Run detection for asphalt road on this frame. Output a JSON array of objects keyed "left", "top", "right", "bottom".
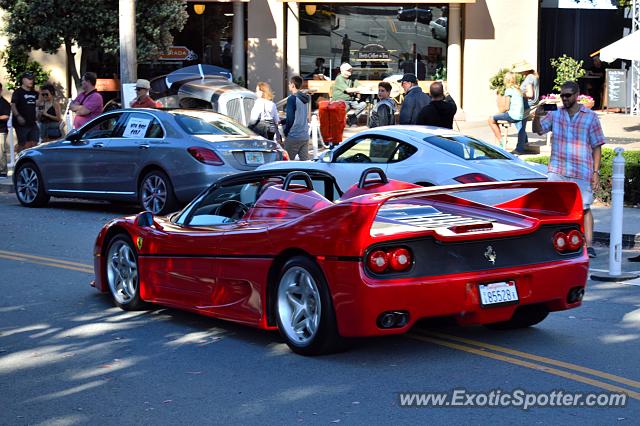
[{"left": 1, "top": 193, "right": 640, "bottom": 425}]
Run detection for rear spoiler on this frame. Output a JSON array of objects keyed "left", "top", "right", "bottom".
[{"left": 349, "top": 180, "right": 584, "bottom": 223}]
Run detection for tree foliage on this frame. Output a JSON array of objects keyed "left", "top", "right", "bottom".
[
  {"left": 0, "top": 0, "right": 188, "bottom": 87},
  {"left": 550, "top": 54, "right": 586, "bottom": 92}
]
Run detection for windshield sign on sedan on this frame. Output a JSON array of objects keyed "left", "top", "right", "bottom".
[
  {"left": 174, "top": 113, "right": 252, "bottom": 136},
  {"left": 424, "top": 136, "right": 509, "bottom": 160}
]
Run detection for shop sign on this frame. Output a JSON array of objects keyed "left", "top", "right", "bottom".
[
  {"left": 159, "top": 46, "right": 198, "bottom": 61},
  {"left": 357, "top": 44, "right": 390, "bottom": 61}
]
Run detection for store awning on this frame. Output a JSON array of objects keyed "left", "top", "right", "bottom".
[{"left": 599, "top": 31, "right": 640, "bottom": 63}]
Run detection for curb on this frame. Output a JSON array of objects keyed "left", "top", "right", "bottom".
[
  {"left": 594, "top": 231, "right": 640, "bottom": 250},
  {"left": 0, "top": 180, "right": 13, "bottom": 194}
]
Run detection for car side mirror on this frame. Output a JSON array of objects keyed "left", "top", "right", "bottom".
[
  {"left": 66, "top": 129, "right": 81, "bottom": 143},
  {"left": 320, "top": 150, "right": 333, "bottom": 163}
]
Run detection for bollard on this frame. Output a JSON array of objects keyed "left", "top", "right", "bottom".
[
  {"left": 591, "top": 147, "right": 639, "bottom": 282},
  {"left": 310, "top": 113, "right": 319, "bottom": 159},
  {"left": 7, "top": 112, "right": 14, "bottom": 173}
]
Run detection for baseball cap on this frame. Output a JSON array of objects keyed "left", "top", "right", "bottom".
[
  {"left": 21, "top": 72, "right": 35, "bottom": 80},
  {"left": 398, "top": 73, "right": 418, "bottom": 84},
  {"left": 135, "top": 79, "right": 151, "bottom": 89},
  {"left": 340, "top": 63, "right": 352, "bottom": 73}
]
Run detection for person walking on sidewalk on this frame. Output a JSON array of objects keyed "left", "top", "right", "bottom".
[
  {"left": 533, "top": 81, "right": 605, "bottom": 258},
  {"left": 398, "top": 73, "right": 430, "bottom": 125},
  {"left": 11, "top": 72, "right": 39, "bottom": 152},
  {"left": 0, "top": 82, "right": 11, "bottom": 177},
  {"left": 283, "top": 76, "right": 310, "bottom": 160}
]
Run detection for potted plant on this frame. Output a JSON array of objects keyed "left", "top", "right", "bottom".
[
  {"left": 550, "top": 54, "right": 585, "bottom": 92},
  {"left": 577, "top": 94, "right": 595, "bottom": 109}
]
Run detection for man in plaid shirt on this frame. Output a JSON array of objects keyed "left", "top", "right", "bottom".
[{"left": 533, "top": 81, "right": 605, "bottom": 258}]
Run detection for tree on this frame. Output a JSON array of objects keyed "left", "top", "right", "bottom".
[{"left": 0, "top": 0, "right": 188, "bottom": 88}]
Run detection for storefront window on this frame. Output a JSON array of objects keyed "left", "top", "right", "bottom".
[{"left": 300, "top": 3, "right": 448, "bottom": 81}]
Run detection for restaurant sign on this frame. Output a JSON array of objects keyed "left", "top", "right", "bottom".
[
  {"left": 357, "top": 44, "right": 390, "bottom": 61},
  {"left": 159, "top": 46, "right": 198, "bottom": 61}
]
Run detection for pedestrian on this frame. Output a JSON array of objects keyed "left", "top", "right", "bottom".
[
  {"left": 129, "top": 79, "right": 158, "bottom": 108},
  {"left": 533, "top": 81, "right": 605, "bottom": 258},
  {"left": 512, "top": 61, "right": 540, "bottom": 154},
  {"left": 368, "top": 82, "right": 397, "bottom": 128},
  {"left": 331, "top": 63, "right": 366, "bottom": 126},
  {"left": 0, "top": 82, "right": 11, "bottom": 177},
  {"left": 249, "top": 82, "right": 282, "bottom": 144},
  {"left": 487, "top": 71, "right": 524, "bottom": 145},
  {"left": 398, "top": 73, "right": 431, "bottom": 125},
  {"left": 10, "top": 72, "right": 39, "bottom": 152},
  {"left": 69, "top": 72, "right": 103, "bottom": 129},
  {"left": 283, "top": 75, "right": 310, "bottom": 160},
  {"left": 416, "top": 81, "right": 457, "bottom": 129},
  {"left": 36, "top": 83, "right": 63, "bottom": 142}
]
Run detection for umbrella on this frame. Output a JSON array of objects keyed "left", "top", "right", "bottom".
[
  {"left": 599, "top": 31, "right": 640, "bottom": 63},
  {"left": 165, "top": 64, "right": 232, "bottom": 89}
]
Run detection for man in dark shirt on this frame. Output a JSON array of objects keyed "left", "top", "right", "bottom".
[
  {"left": 10, "top": 72, "right": 39, "bottom": 152},
  {"left": 0, "top": 82, "right": 11, "bottom": 176},
  {"left": 416, "top": 81, "right": 457, "bottom": 129}
]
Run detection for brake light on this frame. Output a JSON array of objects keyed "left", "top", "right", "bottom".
[
  {"left": 281, "top": 150, "right": 290, "bottom": 161},
  {"left": 366, "top": 247, "right": 413, "bottom": 274},
  {"left": 367, "top": 250, "right": 389, "bottom": 273},
  {"left": 553, "top": 231, "right": 568, "bottom": 252},
  {"left": 187, "top": 147, "right": 224, "bottom": 166},
  {"left": 389, "top": 248, "right": 412, "bottom": 272},
  {"left": 454, "top": 173, "right": 497, "bottom": 184},
  {"left": 566, "top": 230, "right": 584, "bottom": 251}
]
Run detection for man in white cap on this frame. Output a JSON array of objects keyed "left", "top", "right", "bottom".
[
  {"left": 129, "top": 79, "right": 158, "bottom": 108},
  {"left": 331, "top": 63, "right": 365, "bottom": 126}
]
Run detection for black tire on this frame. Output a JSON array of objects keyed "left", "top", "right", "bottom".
[
  {"left": 275, "top": 256, "right": 342, "bottom": 355},
  {"left": 138, "top": 170, "right": 177, "bottom": 215},
  {"left": 104, "top": 234, "right": 146, "bottom": 311},
  {"left": 14, "top": 162, "right": 50, "bottom": 208},
  {"left": 485, "top": 305, "right": 549, "bottom": 330}
]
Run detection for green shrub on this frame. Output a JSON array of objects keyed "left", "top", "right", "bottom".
[
  {"left": 489, "top": 67, "right": 523, "bottom": 96},
  {"left": 526, "top": 149, "right": 640, "bottom": 205},
  {"left": 0, "top": 46, "right": 50, "bottom": 90},
  {"left": 549, "top": 54, "right": 585, "bottom": 92}
]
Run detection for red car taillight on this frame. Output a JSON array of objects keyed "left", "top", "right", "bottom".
[
  {"left": 566, "top": 230, "right": 585, "bottom": 251},
  {"left": 553, "top": 230, "right": 584, "bottom": 253},
  {"left": 281, "top": 150, "right": 290, "bottom": 161},
  {"left": 367, "top": 250, "right": 389, "bottom": 273},
  {"left": 366, "top": 247, "right": 413, "bottom": 274},
  {"left": 454, "top": 173, "right": 497, "bottom": 184},
  {"left": 187, "top": 147, "right": 224, "bottom": 166}
]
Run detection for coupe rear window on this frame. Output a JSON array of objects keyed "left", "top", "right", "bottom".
[
  {"left": 174, "top": 113, "right": 252, "bottom": 136},
  {"left": 423, "top": 135, "right": 509, "bottom": 160}
]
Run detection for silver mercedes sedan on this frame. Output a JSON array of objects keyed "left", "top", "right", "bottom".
[{"left": 13, "top": 109, "right": 286, "bottom": 214}]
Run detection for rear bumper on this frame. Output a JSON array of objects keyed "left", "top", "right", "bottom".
[{"left": 321, "top": 257, "right": 589, "bottom": 337}]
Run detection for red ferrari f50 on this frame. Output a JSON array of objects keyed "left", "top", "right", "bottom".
[{"left": 92, "top": 168, "right": 589, "bottom": 355}]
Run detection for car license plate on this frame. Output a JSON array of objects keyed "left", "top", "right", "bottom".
[
  {"left": 478, "top": 281, "right": 519, "bottom": 307},
  {"left": 245, "top": 151, "right": 265, "bottom": 165}
]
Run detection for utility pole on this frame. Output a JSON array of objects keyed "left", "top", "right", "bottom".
[{"left": 119, "top": 0, "right": 137, "bottom": 99}]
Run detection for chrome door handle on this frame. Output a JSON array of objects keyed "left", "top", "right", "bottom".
[
  {"left": 93, "top": 142, "right": 104, "bottom": 148},
  {"left": 139, "top": 144, "right": 150, "bottom": 150}
]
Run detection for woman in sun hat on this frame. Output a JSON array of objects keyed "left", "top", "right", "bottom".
[{"left": 511, "top": 60, "right": 539, "bottom": 154}]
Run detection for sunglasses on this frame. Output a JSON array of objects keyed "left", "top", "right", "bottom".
[
  {"left": 41, "top": 93, "right": 50, "bottom": 97},
  {"left": 560, "top": 92, "right": 575, "bottom": 99}
]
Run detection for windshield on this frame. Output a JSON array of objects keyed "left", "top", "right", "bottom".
[
  {"left": 424, "top": 135, "right": 509, "bottom": 160},
  {"left": 173, "top": 111, "right": 255, "bottom": 136}
]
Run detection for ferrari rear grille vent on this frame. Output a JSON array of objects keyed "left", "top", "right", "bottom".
[{"left": 389, "top": 212, "right": 495, "bottom": 230}]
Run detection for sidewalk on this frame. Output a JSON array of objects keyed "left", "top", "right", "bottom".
[{"left": 2, "top": 112, "right": 639, "bottom": 247}]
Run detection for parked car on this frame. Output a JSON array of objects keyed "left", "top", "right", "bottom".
[
  {"left": 397, "top": 7, "right": 432, "bottom": 25},
  {"left": 430, "top": 17, "right": 448, "bottom": 41},
  {"left": 92, "top": 167, "right": 588, "bottom": 355},
  {"left": 258, "top": 126, "right": 547, "bottom": 190},
  {"left": 13, "top": 109, "right": 286, "bottom": 215}
]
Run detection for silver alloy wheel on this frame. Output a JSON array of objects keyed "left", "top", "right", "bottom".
[
  {"left": 16, "top": 166, "right": 39, "bottom": 204},
  {"left": 141, "top": 175, "right": 167, "bottom": 214},
  {"left": 277, "top": 266, "right": 322, "bottom": 345},
  {"left": 106, "top": 239, "right": 139, "bottom": 305}
]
